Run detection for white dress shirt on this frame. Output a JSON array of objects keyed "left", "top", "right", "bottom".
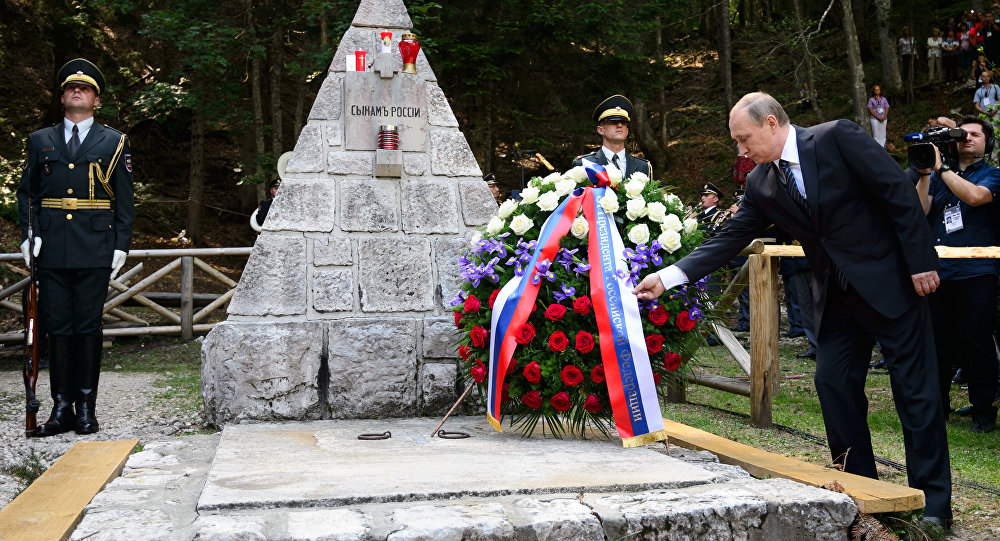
[
  {"left": 775, "top": 126, "right": 807, "bottom": 199},
  {"left": 63, "top": 116, "right": 95, "bottom": 148},
  {"left": 601, "top": 147, "right": 626, "bottom": 172}
]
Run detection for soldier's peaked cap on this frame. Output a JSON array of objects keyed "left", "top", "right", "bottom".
[
  {"left": 58, "top": 58, "right": 105, "bottom": 95},
  {"left": 701, "top": 182, "right": 722, "bottom": 197},
  {"left": 593, "top": 95, "right": 632, "bottom": 124}
]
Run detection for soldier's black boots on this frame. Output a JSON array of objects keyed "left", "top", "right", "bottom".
[
  {"left": 74, "top": 334, "right": 102, "bottom": 434},
  {"left": 33, "top": 335, "right": 76, "bottom": 437}
]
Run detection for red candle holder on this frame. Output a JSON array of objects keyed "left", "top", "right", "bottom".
[
  {"left": 398, "top": 33, "right": 420, "bottom": 74},
  {"left": 378, "top": 125, "right": 399, "bottom": 150}
]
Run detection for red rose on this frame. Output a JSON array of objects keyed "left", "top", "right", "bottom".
[
  {"left": 575, "top": 331, "right": 595, "bottom": 354},
  {"left": 454, "top": 311, "right": 464, "bottom": 329},
  {"left": 591, "top": 364, "right": 605, "bottom": 383},
  {"left": 544, "top": 303, "right": 567, "bottom": 322},
  {"left": 515, "top": 322, "right": 535, "bottom": 344},
  {"left": 648, "top": 306, "right": 669, "bottom": 326},
  {"left": 501, "top": 383, "right": 510, "bottom": 402},
  {"left": 664, "top": 351, "right": 682, "bottom": 371},
  {"left": 573, "top": 296, "right": 592, "bottom": 315},
  {"left": 653, "top": 373, "right": 662, "bottom": 385},
  {"left": 506, "top": 358, "right": 518, "bottom": 375},
  {"left": 470, "top": 326, "right": 488, "bottom": 347},
  {"left": 522, "top": 390, "right": 542, "bottom": 409},
  {"left": 523, "top": 361, "right": 541, "bottom": 383},
  {"left": 645, "top": 334, "right": 665, "bottom": 354},
  {"left": 471, "top": 361, "right": 487, "bottom": 383},
  {"left": 488, "top": 289, "right": 501, "bottom": 308},
  {"left": 583, "top": 394, "right": 602, "bottom": 413},
  {"left": 676, "top": 311, "right": 696, "bottom": 332},
  {"left": 464, "top": 295, "right": 481, "bottom": 313},
  {"left": 458, "top": 345, "right": 472, "bottom": 361},
  {"left": 550, "top": 391, "right": 572, "bottom": 412},
  {"left": 560, "top": 365, "right": 584, "bottom": 386},
  {"left": 548, "top": 331, "right": 569, "bottom": 352}
]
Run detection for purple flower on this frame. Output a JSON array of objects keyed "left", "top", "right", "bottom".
[
  {"left": 689, "top": 306, "right": 703, "bottom": 320},
  {"left": 637, "top": 297, "right": 658, "bottom": 312},
  {"left": 555, "top": 247, "right": 578, "bottom": 271},
  {"left": 449, "top": 292, "right": 465, "bottom": 307},
  {"left": 553, "top": 282, "right": 576, "bottom": 302},
  {"left": 531, "top": 258, "right": 556, "bottom": 285},
  {"left": 573, "top": 261, "right": 591, "bottom": 275}
]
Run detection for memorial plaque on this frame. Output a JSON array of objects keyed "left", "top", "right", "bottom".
[{"left": 344, "top": 71, "right": 427, "bottom": 151}]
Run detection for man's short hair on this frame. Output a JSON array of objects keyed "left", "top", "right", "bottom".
[
  {"left": 733, "top": 92, "right": 790, "bottom": 127},
  {"left": 959, "top": 115, "right": 991, "bottom": 135}
]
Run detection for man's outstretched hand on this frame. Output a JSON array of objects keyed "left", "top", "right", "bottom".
[
  {"left": 911, "top": 270, "right": 940, "bottom": 296},
  {"left": 632, "top": 273, "right": 665, "bottom": 300}
]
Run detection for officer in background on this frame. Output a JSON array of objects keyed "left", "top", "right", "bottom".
[
  {"left": 250, "top": 177, "right": 280, "bottom": 233},
  {"left": 697, "top": 182, "right": 725, "bottom": 228},
  {"left": 573, "top": 95, "right": 653, "bottom": 179},
  {"left": 17, "top": 58, "right": 134, "bottom": 437}
]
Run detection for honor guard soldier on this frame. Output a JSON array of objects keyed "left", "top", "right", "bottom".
[
  {"left": 573, "top": 95, "right": 653, "bottom": 179},
  {"left": 17, "top": 58, "right": 135, "bottom": 437},
  {"left": 250, "top": 177, "right": 280, "bottom": 232},
  {"left": 697, "top": 182, "right": 725, "bottom": 229}
]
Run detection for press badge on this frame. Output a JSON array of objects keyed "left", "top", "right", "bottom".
[
  {"left": 877, "top": 107, "right": 884, "bottom": 114},
  {"left": 944, "top": 204, "right": 964, "bottom": 233}
]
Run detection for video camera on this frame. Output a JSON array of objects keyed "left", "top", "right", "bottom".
[{"left": 904, "top": 126, "right": 967, "bottom": 171}]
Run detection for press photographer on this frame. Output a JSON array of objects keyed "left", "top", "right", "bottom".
[{"left": 914, "top": 116, "right": 1000, "bottom": 433}]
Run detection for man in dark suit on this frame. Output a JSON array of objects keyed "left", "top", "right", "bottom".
[
  {"left": 572, "top": 95, "right": 653, "bottom": 180},
  {"left": 633, "top": 92, "right": 952, "bottom": 526},
  {"left": 17, "top": 58, "right": 135, "bottom": 436}
]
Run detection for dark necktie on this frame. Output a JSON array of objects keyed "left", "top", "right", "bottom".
[
  {"left": 612, "top": 154, "right": 621, "bottom": 172},
  {"left": 778, "top": 160, "right": 809, "bottom": 216},
  {"left": 68, "top": 125, "right": 80, "bottom": 157}
]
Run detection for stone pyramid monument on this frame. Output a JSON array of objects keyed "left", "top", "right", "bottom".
[{"left": 201, "top": 0, "right": 496, "bottom": 425}]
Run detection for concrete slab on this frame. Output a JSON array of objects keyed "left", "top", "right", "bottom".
[{"left": 198, "top": 417, "right": 721, "bottom": 510}]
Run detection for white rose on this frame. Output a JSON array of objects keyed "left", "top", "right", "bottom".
[
  {"left": 555, "top": 178, "right": 577, "bottom": 196},
  {"left": 528, "top": 177, "right": 542, "bottom": 188},
  {"left": 646, "top": 202, "right": 667, "bottom": 222},
  {"left": 497, "top": 199, "right": 518, "bottom": 219},
  {"left": 664, "top": 193, "right": 681, "bottom": 206},
  {"left": 599, "top": 192, "right": 620, "bottom": 213},
  {"left": 566, "top": 166, "right": 588, "bottom": 181},
  {"left": 624, "top": 179, "right": 645, "bottom": 198},
  {"left": 659, "top": 229, "right": 682, "bottom": 253},
  {"left": 509, "top": 214, "right": 534, "bottom": 236},
  {"left": 625, "top": 197, "right": 647, "bottom": 220},
  {"left": 486, "top": 216, "right": 505, "bottom": 235},
  {"left": 662, "top": 213, "right": 683, "bottom": 232},
  {"left": 570, "top": 216, "right": 589, "bottom": 239},
  {"left": 628, "top": 224, "right": 650, "bottom": 245},
  {"left": 629, "top": 171, "right": 650, "bottom": 184},
  {"left": 606, "top": 165, "right": 623, "bottom": 184},
  {"left": 683, "top": 218, "right": 698, "bottom": 235},
  {"left": 537, "top": 191, "right": 561, "bottom": 211},
  {"left": 519, "top": 186, "right": 540, "bottom": 204},
  {"left": 470, "top": 231, "right": 482, "bottom": 247},
  {"left": 542, "top": 172, "right": 562, "bottom": 184}
]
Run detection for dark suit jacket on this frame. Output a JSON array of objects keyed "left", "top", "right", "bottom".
[
  {"left": 17, "top": 122, "right": 135, "bottom": 269},
  {"left": 675, "top": 120, "right": 938, "bottom": 322},
  {"left": 572, "top": 149, "right": 653, "bottom": 180}
]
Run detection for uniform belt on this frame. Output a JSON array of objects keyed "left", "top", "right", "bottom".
[{"left": 41, "top": 198, "right": 111, "bottom": 210}]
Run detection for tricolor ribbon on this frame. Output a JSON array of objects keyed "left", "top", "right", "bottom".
[{"left": 487, "top": 161, "right": 668, "bottom": 447}]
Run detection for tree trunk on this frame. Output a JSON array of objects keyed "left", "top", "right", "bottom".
[
  {"left": 840, "top": 0, "right": 868, "bottom": 130},
  {"left": 483, "top": 92, "right": 493, "bottom": 179},
  {"left": 874, "top": 0, "right": 902, "bottom": 93},
  {"left": 793, "top": 0, "right": 824, "bottom": 122},
  {"left": 270, "top": 27, "right": 284, "bottom": 159},
  {"left": 716, "top": 0, "right": 733, "bottom": 110},
  {"left": 251, "top": 48, "right": 266, "bottom": 201},
  {"left": 656, "top": 16, "right": 667, "bottom": 149},
  {"left": 186, "top": 112, "right": 205, "bottom": 246},
  {"left": 632, "top": 99, "right": 669, "bottom": 174}
]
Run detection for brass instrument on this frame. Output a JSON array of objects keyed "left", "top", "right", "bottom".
[{"left": 708, "top": 194, "right": 746, "bottom": 234}]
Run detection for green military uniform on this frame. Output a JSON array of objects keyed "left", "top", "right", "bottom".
[
  {"left": 17, "top": 58, "right": 134, "bottom": 437},
  {"left": 572, "top": 95, "right": 653, "bottom": 180}
]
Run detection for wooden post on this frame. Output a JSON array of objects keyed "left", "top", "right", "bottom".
[
  {"left": 665, "top": 372, "right": 686, "bottom": 403},
  {"left": 181, "top": 256, "right": 194, "bottom": 340},
  {"left": 748, "top": 253, "right": 779, "bottom": 428}
]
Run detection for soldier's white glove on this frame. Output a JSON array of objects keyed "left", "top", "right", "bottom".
[
  {"left": 20, "top": 238, "right": 41, "bottom": 266},
  {"left": 110, "top": 250, "right": 127, "bottom": 280},
  {"left": 249, "top": 208, "right": 263, "bottom": 233}
]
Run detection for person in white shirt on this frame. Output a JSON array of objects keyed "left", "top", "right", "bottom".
[
  {"left": 974, "top": 71, "right": 1000, "bottom": 118},
  {"left": 927, "top": 27, "right": 943, "bottom": 82}
]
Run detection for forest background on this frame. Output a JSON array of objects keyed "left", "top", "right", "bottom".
[{"left": 0, "top": 0, "right": 982, "bottom": 248}]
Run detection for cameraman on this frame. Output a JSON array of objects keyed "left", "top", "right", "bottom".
[{"left": 915, "top": 116, "right": 1000, "bottom": 433}]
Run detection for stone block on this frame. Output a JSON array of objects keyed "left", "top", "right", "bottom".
[
  {"left": 339, "top": 178, "right": 399, "bottom": 232},
  {"left": 324, "top": 121, "right": 343, "bottom": 147},
  {"left": 401, "top": 179, "right": 460, "bottom": 234},
  {"left": 286, "top": 123, "right": 325, "bottom": 173},
  {"left": 313, "top": 268, "right": 354, "bottom": 312},
  {"left": 190, "top": 515, "right": 266, "bottom": 541},
  {"left": 403, "top": 153, "right": 427, "bottom": 176},
  {"left": 422, "top": 317, "right": 458, "bottom": 358},
  {"left": 426, "top": 83, "right": 459, "bottom": 127},
  {"left": 327, "top": 318, "right": 417, "bottom": 418},
  {"left": 343, "top": 71, "right": 427, "bottom": 152},
  {"left": 312, "top": 236, "right": 353, "bottom": 266},
  {"left": 458, "top": 180, "right": 498, "bottom": 226},
  {"left": 287, "top": 509, "right": 373, "bottom": 541},
  {"left": 513, "top": 498, "right": 605, "bottom": 541},
  {"left": 740, "top": 478, "right": 857, "bottom": 541},
  {"left": 351, "top": 0, "right": 413, "bottom": 29},
  {"left": 201, "top": 321, "right": 325, "bottom": 425},
  {"left": 228, "top": 234, "right": 307, "bottom": 316},
  {"left": 327, "top": 151, "right": 374, "bottom": 176},
  {"left": 308, "top": 74, "right": 344, "bottom": 121},
  {"left": 434, "top": 236, "right": 471, "bottom": 311},
  {"left": 388, "top": 503, "right": 515, "bottom": 541},
  {"left": 419, "top": 362, "right": 456, "bottom": 415},
  {"left": 430, "top": 130, "right": 482, "bottom": 177},
  {"left": 358, "top": 237, "right": 433, "bottom": 312},
  {"left": 263, "top": 179, "right": 336, "bottom": 233},
  {"left": 70, "top": 509, "right": 173, "bottom": 541}
]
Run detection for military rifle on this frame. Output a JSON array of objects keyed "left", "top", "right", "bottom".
[{"left": 23, "top": 189, "right": 40, "bottom": 437}]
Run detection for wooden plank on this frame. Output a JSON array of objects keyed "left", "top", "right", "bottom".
[
  {"left": 710, "top": 322, "right": 751, "bottom": 376},
  {"left": 193, "top": 288, "right": 236, "bottom": 323},
  {"left": 102, "top": 323, "right": 215, "bottom": 337},
  {"left": 193, "top": 257, "right": 238, "bottom": 288},
  {"left": 661, "top": 419, "right": 924, "bottom": 514},
  {"left": 761, "top": 244, "right": 1000, "bottom": 259},
  {"left": 748, "top": 254, "right": 779, "bottom": 428},
  {"left": 688, "top": 371, "right": 750, "bottom": 396},
  {"left": 181, "top": 256, "right": 194, "bottom": 340},
  {"left": 0, "top": 440, "right": 137, "bottom": 541}
]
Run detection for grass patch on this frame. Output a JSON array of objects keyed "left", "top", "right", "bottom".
[
  {"left": 105, "top": 337, "right": 204, "bottom": 418},
  {"left": 1, "top": 448, "right": 48, "bottom": 495}
]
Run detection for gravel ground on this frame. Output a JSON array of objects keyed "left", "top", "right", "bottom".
[{"left": 0, "top": 367, "right": 207, "bottom": 508}]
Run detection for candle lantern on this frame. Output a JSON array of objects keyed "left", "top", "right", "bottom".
[
  {"left": 380, "top": 32, "right": 393, "bottom": 53},
  {"left": 398, "top": 33, "right": 420, "bottom": 74}
]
